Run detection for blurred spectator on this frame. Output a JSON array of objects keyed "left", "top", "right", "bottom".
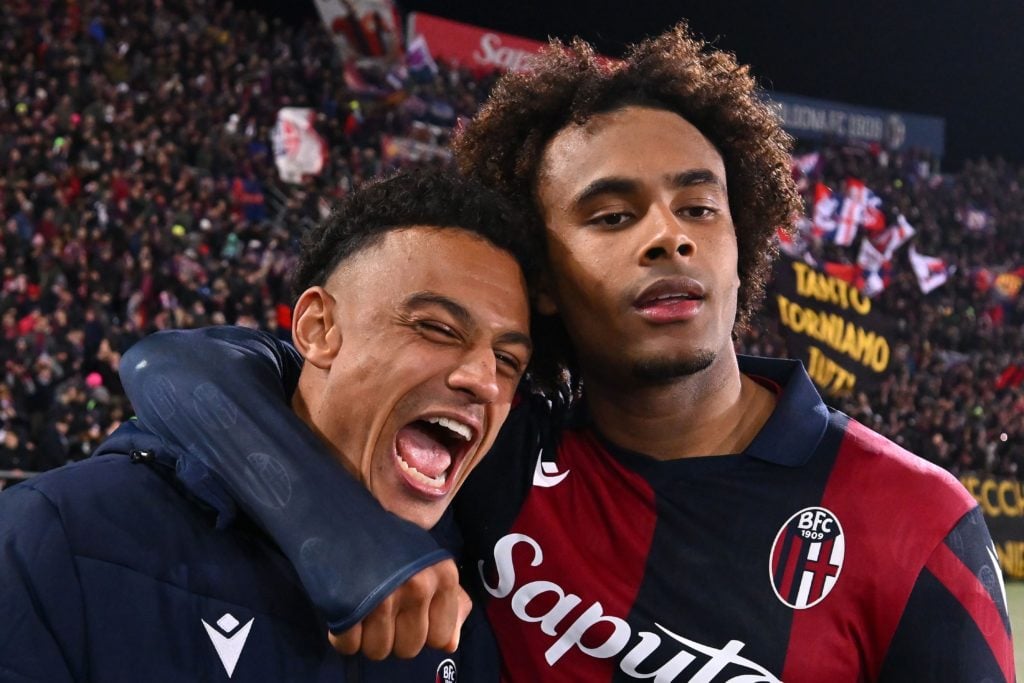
[
  {"left": 0, "top": 426, "right": 32, "bottom": 473},
  {"left": 34, "top": 409, "right": 73, "bottom": 472}
]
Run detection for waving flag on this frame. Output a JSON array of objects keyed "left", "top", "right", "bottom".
[
  {"left": 791, "top": 152, "right": 820, "bottom": 190},
  {"left": 812, "top": 183, "right": 840, "bottom": 238},
  {"left": 271, "top": 108, "right": 327, "bottom": 184},
  {"left": 406, "top": 33, "right": 438, "bottom": 81},
  {"left": 856, "top": 239, "right": 889, "bottom": 297},
  {"left": 861, "top": 270, "right": 887, "bottom": 298},
  {"left": 909, "top": 246, "right": 950, "bottom": 294},
  {"left": 856, "top": 238, "right": 886, "bottom": 274},
  {"left": 860, "top": 188, "right": 886, "bottom": 234},
  {"left": 792, "top": 152, "right": 821, "bottom": 177},
  {"left": 834, "top": 179, "right": 867, "bottom": 246},
  {"left": 777, "top": 226, "right": 799, "bottom": 257},
  {"left": 822, "top": 261, "right": 860, "bottom": 285},
  {"left": 871, "top": 214, "right": 916, "bottom": 261}
]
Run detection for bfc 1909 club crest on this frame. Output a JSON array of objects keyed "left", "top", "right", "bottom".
[
  {"left": 769, "top": 507, "right": 844, "bottom": 609},
  {"left": 435, "top": 658, "right": 457, "bottom": 683}
]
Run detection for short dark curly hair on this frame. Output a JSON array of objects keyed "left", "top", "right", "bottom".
[
  {"left": 292, "top": 168, "right": 543, "bottom": 300},
  {"left": 453, "top": 23, "right": 802, "bottom": 391}
]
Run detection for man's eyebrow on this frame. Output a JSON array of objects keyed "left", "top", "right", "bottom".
[
  {"left": 571, "top": 177, "right": 640, "bottom": 207},
  {"left": 404, "top": 292, "right": 474, "bottom": 328},
  {"left": 669, "top": 168, "right": 726, "bottom": 192},
  {"left": 497, "top": 330, "right": 533, "bottom": 354},
  {"left": 572, "top": 169, "right": 726, "bottom": 208},
  {"left": 404, "top": 292, "right": 532, "bottom": 351}
]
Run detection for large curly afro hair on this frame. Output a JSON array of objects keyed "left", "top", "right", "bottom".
[{"left": 454, "top": 22, "right": 802, "bottom": 333}]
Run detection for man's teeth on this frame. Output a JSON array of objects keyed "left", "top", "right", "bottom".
[
  {"left": 426, "top": 416, "right": 472, "bottom": 441},
  {"left": 397, "top": 455, "right": 447, "bottom": 486}
]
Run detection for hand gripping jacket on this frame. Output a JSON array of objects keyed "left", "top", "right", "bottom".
[{"left": 117, "top": 326, "right": 451, "bottom": 633}]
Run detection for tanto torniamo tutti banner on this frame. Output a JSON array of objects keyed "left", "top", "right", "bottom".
[{"left": 771, "top": 257, "right": 896, "bottom": 397}]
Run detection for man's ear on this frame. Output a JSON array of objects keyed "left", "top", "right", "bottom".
[
  {"left": 535, "top": 271, "right": 559, "bottom": 316},
  {"left": 292, "top": 286, "right": 342, "bottom": 369}
]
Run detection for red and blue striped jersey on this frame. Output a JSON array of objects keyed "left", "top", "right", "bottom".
[{"left": 457, "top": 356, "right": 1014, "bottom": 682}]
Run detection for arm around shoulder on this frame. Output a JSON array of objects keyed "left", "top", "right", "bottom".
[{"left": 118, "top": 325, "right": 446, "bottom": 632}]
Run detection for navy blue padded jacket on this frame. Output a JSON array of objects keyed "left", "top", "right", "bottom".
[{"left": 0, "top": 422, "right": 495, "bottom": 682}]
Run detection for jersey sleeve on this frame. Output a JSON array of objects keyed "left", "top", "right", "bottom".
[
  {"left": 118, "top": 326, "right": 447, "bottom": 632},
  {"left": 878, "top": 506, "right": 1015, "bottom": 682},
  {"left": 0, "top": 484, "right": 84, "bottom": 682}
]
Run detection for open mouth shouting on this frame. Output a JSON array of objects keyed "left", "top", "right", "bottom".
[{"left": 393, "top": 414, "right": 479, "bottom": 497}]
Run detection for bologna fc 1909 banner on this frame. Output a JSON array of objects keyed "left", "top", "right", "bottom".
[{"left": 771, "top": 257, "right": 896, "bottom": 397}]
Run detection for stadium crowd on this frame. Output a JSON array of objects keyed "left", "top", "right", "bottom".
[
  {"left": 1, "top": 0, "right": 1022, "bottom": 483},
  {"left": 751, "top": 144, "right": 1024, "bottom": 480}
]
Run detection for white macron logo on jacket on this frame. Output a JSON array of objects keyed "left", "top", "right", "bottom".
[{"left": 202, "top": 613, "right": 254, "bottom": 678}]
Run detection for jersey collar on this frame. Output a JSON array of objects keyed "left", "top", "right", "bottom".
[{"left": 738, "top": 355, "right": 830, "bottom": 467}]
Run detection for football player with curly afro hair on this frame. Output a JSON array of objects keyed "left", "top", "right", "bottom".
[{"left": 454, "top": 23, "right": 801, "bottom": 397}]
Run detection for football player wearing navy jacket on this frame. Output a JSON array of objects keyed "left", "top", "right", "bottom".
[{"left": 0, "top": 169, "right": 539, "bottom": 681}]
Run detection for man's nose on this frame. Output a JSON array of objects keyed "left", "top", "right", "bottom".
[
  {"left": 639, "top": 204, "right": 695, "bottom": 264},
  {"left": 447, "top": 349, "right": 500, "bottom": 404}
]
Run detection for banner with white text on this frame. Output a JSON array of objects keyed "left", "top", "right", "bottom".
[
  {"left": 406, "top": 12, "right": 547, "bottom": 73},
  {"left": 771, "top": 92, "right": 945, "bottom": 158}
]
